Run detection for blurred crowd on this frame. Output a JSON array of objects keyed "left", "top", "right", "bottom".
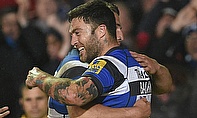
[{"left": 0, "top": 0, "right": 197, "bottom": 118}]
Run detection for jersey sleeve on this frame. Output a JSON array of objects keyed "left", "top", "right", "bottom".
[{"left": 82, "top": 58, "right": 124, "bottom": 95}]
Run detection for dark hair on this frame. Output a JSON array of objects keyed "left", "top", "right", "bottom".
[
  {"left": 0, "top": 6, "right": 18, "bottom": 26},
  {"left": 46, "top": 27, "right": 63, "bottom": 42},
  {"left": 68, "top": 0, "right": 116, "bottom": 40},
  {"left": 105, "top": 1, "right": 119, "bottom": 16},
  {"left": 182, "top": 23, "right": 197, "bottom": 38}
]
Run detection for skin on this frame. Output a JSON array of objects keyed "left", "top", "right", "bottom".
[
  {"left": 65, "top": 10, "right": 172, "bottom": 118},
  {"left": 25, "top": 11, "right": 171, "bottom": 117},
  {"left": 26, "top": 13, "right": 127, "bottom": 107},
  {"left": 46, "top": 34, "right": 62, "bottom": 60},
  {"left": 67, "top": 14, "right": 172, "bottom": 117},
  {"left": 26, "top": 2, "right": 172, "bottom": 118},
  {"left": 1, "top": 12, "right": 20, "bottom": 41},
  {"left": 130, "top": 51, "right": 172, "bottom": 94},
  {"left": 115, "top": 12, "right": 172, "bottom": 94},
  {"left": 29, "top": 18, "right": 109, "bottom": 106},
  {"left": 63, "top": 12, "right": 152, "bottom": 118},
  {"left": 185, "top": 32, "right": 197, "bottom": 61},
  {"left": 0, "top": 106, "right": 10, "bottom": 118},
  {"left": 20, "top": 87, "right": 48, "bottom": 118},
  {"left": 26, "top": 66, "right": 98, "bottom": 106}
]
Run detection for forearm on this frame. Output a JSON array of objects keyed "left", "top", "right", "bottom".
[
  {"left": 152, "top": 64, "right": 172, "bottom": 94},
  {"left": 67, "top": 97, "right": 150, "bottom": 118},
  {"left": 27, "top": 67, "right": 98, "bottom": 106},
  {"left": 72, "top": 105, "right": 147, "bottom": 118}
]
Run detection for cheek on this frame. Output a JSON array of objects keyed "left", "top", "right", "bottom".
[
  {"left": 116, "top": 29, "right": 123, "bottom": 41},
  {"left": 186, "top": 42, "right": 197, "bottom": 54},
  {"left": 23, "top": 102, "right": 31, "bottom": 110}
]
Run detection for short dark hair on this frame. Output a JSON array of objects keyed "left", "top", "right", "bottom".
[
  {"left": 105, "top": 1, "right": 119, "bottom": 16},
  {"left": 0, "top": 6, "right": 18, "bottom": 26},
  {"left": 47, "top": 27, "right": 63, "bottom": 42},
  {"left": 68, "top": 0, "right": 116, "bottom": 40}
]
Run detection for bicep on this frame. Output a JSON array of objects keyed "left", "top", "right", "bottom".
[{"left": 62, "top": 76, "right": 99, "bottom": 106}]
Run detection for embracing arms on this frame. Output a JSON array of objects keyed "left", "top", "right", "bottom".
[{"left": 131, "top": 51, "right": 172, "bottom": 94}]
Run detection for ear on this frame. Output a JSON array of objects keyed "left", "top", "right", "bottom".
[
  {"left": 19, "top": 98, "right": 23, "bottom": 106},
  {"left": 97, "top": 24, "right": 106, "bottom": 38}
]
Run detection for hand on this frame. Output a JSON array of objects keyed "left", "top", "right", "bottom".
[
  {"left": 16, "top": 0, "right": 30, "bottom": 27},
  {"left": 190, "top": 0, "right": 197, "bottom": 11},
  {"left": 130, "top": 51, "right": 160, "bottom": 74},
  {"left": 171, "top": 4, "right": 197, "bottom": 32},
  {"left": 133, "top": 98, "right": 151, "bottom": 118},
  {"left": 26, "top": 67, "right": 47, "bottom": 89},
  {"left": 0, "top": 106, "right": 10, "bottom": 118}
]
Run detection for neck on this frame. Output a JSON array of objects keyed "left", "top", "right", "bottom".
[{"left": 100, "top": 43, "right": 119, "bottom": 56}]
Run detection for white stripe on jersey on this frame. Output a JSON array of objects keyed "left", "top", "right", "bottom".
[
  {"left": 101, "top": 79, "right": 130, "bottom": 96},
  {"left": 94, "top": 56, "right": 127, "bottom": 78},
  {"left": 55, "top": 60, "right": 88, "bottom": 77},
  {"left": 94, "top": 56, "right": 151, "bottom": 97},
  {"left": 128, "top": 66, "right": 150, "bottom": 82}
]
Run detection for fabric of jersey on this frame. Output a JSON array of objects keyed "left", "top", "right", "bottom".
[
  {"left": 48, "top": 47, "right": 152, "bottom": 117},
  {"left": 82, "top": 46, "right": 152, "bottom": 107}
]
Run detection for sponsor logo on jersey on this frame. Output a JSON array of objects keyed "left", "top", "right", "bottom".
[{"left": 88, "top": 59, "right": 107, "bottom": 74}]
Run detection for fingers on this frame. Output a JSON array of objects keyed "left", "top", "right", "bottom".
[
  {"left": 0, "top": 106, "right": 10, "bottom": 118},
  {"left": 141, "top": 97, "right": 150, "bottom": 104}
]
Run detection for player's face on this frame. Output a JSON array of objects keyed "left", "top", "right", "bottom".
[
  {"left": 114, "top": 13, "right": 124, "bottom": 44},
  {"left": 70, "top": 18, "right": 101, "bottom": 63}
]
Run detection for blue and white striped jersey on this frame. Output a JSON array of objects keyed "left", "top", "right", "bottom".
[
  {"left": 83, "top": 46, "right": 152, "bottom": 107},
  {"left": 48, "top": 47, "right": 152, "bottom": 117}
]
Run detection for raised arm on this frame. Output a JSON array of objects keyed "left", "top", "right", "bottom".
[
  {"left": 130, "top": 51, "right": 172, "bottom": 94},
  {"left": 26, "top": 67, "right": 98, "bottom": 106}
]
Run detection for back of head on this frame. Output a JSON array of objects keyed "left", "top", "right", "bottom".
[{"left": 68, "top": 0, "right": 116, "bottom": 40}]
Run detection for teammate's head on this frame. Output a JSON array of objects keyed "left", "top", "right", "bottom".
[{"left": 105, "top": 1, "right": 124, "bottom": 43}]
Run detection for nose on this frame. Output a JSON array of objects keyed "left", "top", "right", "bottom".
[
  {"left": 71, "top": 35, "right": 78, "bottom": 47},
  {"left": 31, "top": 100, "right": 38, "bottom": 108},
  {"left": 116, "top": 29, "right": 124, "bottom": 43}
]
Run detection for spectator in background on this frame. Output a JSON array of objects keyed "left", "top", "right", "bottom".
[
  {"left": 151, "top": 22, "right": 197, "bottom": 118},
  {"left": 146, "top": 1, "right": 197, "bottom": 117},
  {"left": 42, "top": 28, "right": 63, "bottom": 75},
  {"left": 0, "top": 0, "right": 85, "bottom": 117},
  {"left": 146, "top": 6, "right": 178, "bottom": 63},
  {"left": 182, "top": 23, "right": 197, "bottom": 118},
  {"left": 147, "top": 1, "right": 197, "bottom": 65},
  {"left": 0, "top": 7, "right": 34, "bottom": 117},
  {"left": 16, "top": 0, "right": 74, "bottom": 60},
  {"left": 19, "top": 85, "right": 48, "bottom": 118},
  {"left": 136, "top": 0, "right": 186, "bottom": 52}
]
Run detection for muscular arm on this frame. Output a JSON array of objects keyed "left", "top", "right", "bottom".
[
  {"left": 151, "top": 64, "right": 172, "bottom": 94},
  {"left": 130, "top": 51, "right": 172, "bottom": 94},
  {"left": 67, "top": 98, "right": 150, "bottom": 118},
  {"left": 26, "top": 67, "right": 98, "bottom": 106}
]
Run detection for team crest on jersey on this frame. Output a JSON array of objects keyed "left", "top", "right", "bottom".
[{"left": 88, "top": 59, "right": 107, "bottom": 74}]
